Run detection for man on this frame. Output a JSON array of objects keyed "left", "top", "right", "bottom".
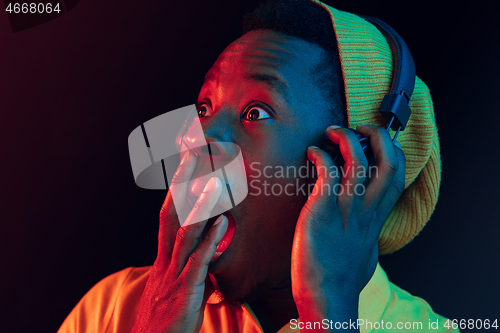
[{"left": 58, "top": 0, "right": 456, "bottom": 332}]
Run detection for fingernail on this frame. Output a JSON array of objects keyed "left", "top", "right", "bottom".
[
  {"left": 309, "top": 146, "right": 320, "bottom": 150},
  {"left": 358, "top": 122, "right": 371, "bottom": 126},
  {"left": 328, "top": 125, "right": 341, "bottom": 130},
  {"left": 213, "top": 214, "right": 226, "bottom": 226},
  {"left": 180, "top": 149, "right": 193, "bottom": 165},
  {"left": 203, "top": 177, "right": 219, "bottom": 193},
  {"left": 394, "top": 140, "right": 402, "bottom": 149}
]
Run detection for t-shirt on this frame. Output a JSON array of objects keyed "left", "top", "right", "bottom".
[{"left": 57, "top": 263, "right": 458, "bottom": 332}]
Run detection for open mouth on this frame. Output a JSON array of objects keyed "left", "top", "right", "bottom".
[{"left": 201, "top": 206, "right": 236, "bottom": 263}]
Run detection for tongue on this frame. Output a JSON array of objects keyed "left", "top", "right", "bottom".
[{"left": 212, "top": 213, "right": 235, "bottom": 261}]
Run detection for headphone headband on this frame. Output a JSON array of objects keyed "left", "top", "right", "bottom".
[{"left": 359, "top": 15, "right": 416, "bottom": 132}]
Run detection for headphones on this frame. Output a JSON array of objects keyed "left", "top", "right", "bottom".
[{"left": 327, "top": 15, "right": 416, "bottom": 168}]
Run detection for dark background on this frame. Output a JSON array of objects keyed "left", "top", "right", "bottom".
[{"left": 1, "top": 0, "right": 498, "bottom": 332}]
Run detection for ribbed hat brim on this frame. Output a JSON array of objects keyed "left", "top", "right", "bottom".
[{"left": 313, "top": 1, "right": 441, "bottom": 254}]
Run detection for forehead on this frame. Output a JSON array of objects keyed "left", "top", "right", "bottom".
[{"left": 203, "top": 30, "right": 324, "bottom": 94}]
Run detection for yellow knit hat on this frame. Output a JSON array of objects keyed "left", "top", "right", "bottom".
[{"left": 312, "top": 1, "right": 441, "bottom": 254}]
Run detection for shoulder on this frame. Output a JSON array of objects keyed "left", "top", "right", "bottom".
[
  {"left": 58, "top": 266, "right": 152, "bottom": 333},
  {"left": 379, "top": 281, "right": 459, "bottom": 333}
]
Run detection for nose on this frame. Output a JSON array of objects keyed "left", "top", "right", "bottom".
[
  {"left": 198, "top": 117, "right": 248, "bottom": 213},
  {"left": 179, "top": 110, "right": 248, "bottom": 214},
  {"left": 181, "top": 113, "right": 239, "bottom": 167}
]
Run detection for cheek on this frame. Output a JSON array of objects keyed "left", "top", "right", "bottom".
[
  {"left": 241, "top": 130, "right": 312, "bottom": 208},
  {"left": 243, "top": 156, "right": 310, "bottom": 244},
  {"left": 243, "top": 134, "right": 308, "bottom": 171}
]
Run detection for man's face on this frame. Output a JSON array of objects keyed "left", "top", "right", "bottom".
[{"left": 192, "top": 30, "right": 341, "bottom": 302}]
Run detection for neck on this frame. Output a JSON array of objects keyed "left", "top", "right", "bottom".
[{"left": 248, "top": 280, "right": 298, "bottom": 333}]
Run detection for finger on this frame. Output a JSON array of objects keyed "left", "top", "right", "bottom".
[
  {"left": 158, "top": 150, "right": 198, "bottom": 262},
  {"left": 326, "top": 126, "right": 368, "bottom": 198},
  {"left": 371, "top": 142, "right": 406, "bottom": 236},
  {"left": 183, "top": 215, "right": 228, "bottom": 287},
  {"left": 193, "top": 274, "right": 218, "bottom": 333},
  {"left": 306, "top": 146, "right": 340, "bottom": 205},
  {"left": 160, "top": 149, "right": 198, "bottom": 226},
  {"left": 355, "top": 124, "right": 399, "bottom": 209},
  {"left": 169, "top": 177, "right": 222, "bottom": 278}
]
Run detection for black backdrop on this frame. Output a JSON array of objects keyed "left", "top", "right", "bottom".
[{"left": 1, "top": 0, "right": 499, "bottom": 332}]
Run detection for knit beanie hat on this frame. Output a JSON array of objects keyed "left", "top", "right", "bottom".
[{"left": 310, "top": 1, "right": 441, "bottom": 254}]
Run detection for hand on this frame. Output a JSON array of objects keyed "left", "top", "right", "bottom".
[
  {"left": 291, "top": 124, "right": 406, "bottom": 330},
  {"left": 131, "top": 150, "right": 228, "bottom": 333}
]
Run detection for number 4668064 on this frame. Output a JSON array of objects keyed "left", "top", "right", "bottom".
[{"left": 5, "top": 3, "right": 61, "bottom": 14}]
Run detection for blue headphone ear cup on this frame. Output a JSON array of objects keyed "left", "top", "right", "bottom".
[
  {"left": 354, "top": 131, "right": 376, "bottom": 167},
  {"left": 324, "top": 129, "right": 375, "bottom": 168}
]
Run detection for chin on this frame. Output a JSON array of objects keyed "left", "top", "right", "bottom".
[{"left": 214, "top": 273, "right": 271, "bottom": 305}]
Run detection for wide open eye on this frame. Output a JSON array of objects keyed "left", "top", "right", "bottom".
[
  {"left": 197, "top": 103, "right": 213, "bottom": 117},
  {"left": 243, "top": 106, "right": 271, "bottom": 121}
]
